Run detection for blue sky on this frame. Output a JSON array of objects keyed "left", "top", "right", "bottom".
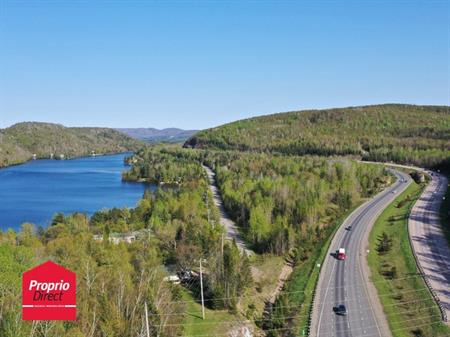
[{"left": 0, "top": 1, "right": 449, "bottom": 129}]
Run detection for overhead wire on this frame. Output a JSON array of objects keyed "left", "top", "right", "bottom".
[{"left": 146, "top": 285, "right": 436, "bottom": 317}]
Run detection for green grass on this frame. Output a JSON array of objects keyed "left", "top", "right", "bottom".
[
  {"left": 368, "top": 181, "right": 450, "bottom": 337},
  {"left": 179, "top": 255, "right": 288, "bottom": 336},
  {"left": 180, "top": 288, "right": 239, "bottom": 336},
  {"left": 239, "top": 255, "right": 285, "bottom": 318}
]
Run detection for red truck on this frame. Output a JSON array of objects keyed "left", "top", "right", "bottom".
[{"left": 337, "top": 248, "right": 346, "bottom": 260}]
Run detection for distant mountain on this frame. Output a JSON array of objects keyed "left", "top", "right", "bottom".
[
  {"left": 184, "top": 104, "right": 450, "bottom": 168},
  {"left": 116, "top": 128, "right": 198, "bottom": 143},
  {"left": 0, "top": 122, "right": 143, "bottom": 167}
]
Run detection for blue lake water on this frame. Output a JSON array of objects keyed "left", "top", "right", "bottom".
[{"left": 0, "top": 153, "right": 151, "bottom": 230}]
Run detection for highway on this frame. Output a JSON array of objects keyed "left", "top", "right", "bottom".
[
  {"left": 310, "top": 169, "right": 411, "bottom": 337},
  {"left": 409, "top": 171, "right": 450, "bottom": 322}
]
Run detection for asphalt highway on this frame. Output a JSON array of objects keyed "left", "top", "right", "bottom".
[
  {"left": 409, "top": 171, "right": 450, "bottom": 322},
  {"left": 311, "top": 170, "right": 411, "bottom": 337}
]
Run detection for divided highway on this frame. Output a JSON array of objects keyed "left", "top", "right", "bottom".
[
  {"left": 310, "top": 170, "right": 411, "bottom": 337},
  {"left": 409, "top": 171, "right": 450, "bottom": 322}
]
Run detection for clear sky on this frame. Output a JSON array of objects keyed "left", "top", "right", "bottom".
[{"left": 0, "top": 0, "right": 449, "bottom": 130}]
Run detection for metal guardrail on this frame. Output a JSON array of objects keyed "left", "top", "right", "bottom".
[
  {"left": 307, "top": 169, "right": 448, "bottom": 337},
  {"left": 306, "top": 286, "right": 316, "bottom": 336}
]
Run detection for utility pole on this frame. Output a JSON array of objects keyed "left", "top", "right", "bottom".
[
  {"left": 199, "top": 259, "right": 205, "bottom": 320},
  {"left": 144, "top": 301, "right": 150, "bottom": 337},
  {"left": 221, "top": 233, "right": 224, "bottom": 276}
]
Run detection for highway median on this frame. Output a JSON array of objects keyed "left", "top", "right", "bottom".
[{"left": 367, "top": 179, "right": 450, "bottom": 337}]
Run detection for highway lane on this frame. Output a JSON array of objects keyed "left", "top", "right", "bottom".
[
  {"left": 311, "top": 170, "right": 411, "bottom": 337},
  {"left": 409, "top": 171, "right": 450, "bottom": 322}
]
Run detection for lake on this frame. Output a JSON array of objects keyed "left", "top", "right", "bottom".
[{"left": 0, "top": 153, "right": 151, "bottom": 230}]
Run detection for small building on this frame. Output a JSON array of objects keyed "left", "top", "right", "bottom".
[{"left": 92, "top": 229, "right": 150, "bottom": 244}]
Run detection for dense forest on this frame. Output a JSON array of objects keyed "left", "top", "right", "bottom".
[
  {"left": 204, "top": 151, "right": 389, "bottom": 256},
  {"left": 0, "top": 146, "right": 391, "bottom": 336},
  {"left": 0, "top": 148, "right": 253, "bottom": 337},
  {"left": 185, "top": 104, "right": 450, "bottom": 168},
  {"left": 0, "top": 122, "right": 142, "bottom": 167},
  {"left": 120, "top": 147, "right": 391, "bottom": 335},
  {"left": 3, "top": 102, "right": 448, "bottom": 336}
]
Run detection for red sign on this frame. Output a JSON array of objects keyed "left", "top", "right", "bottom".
[{"left": 22, "top": 260, "right": 76, "bottom": 320}]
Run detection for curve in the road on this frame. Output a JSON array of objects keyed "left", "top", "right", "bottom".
[
  {"left": 408, "top": 171, "right": 450, "bottom": 323},
  {"left": 311, "top": 170, "right": 411, "bottom": 337}
]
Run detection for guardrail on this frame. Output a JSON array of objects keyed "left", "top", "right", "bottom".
[{"left": 306, "top": 285, "right": 316, "bottom": 336}]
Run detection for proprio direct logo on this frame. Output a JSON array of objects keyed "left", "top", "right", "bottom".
[{"left": 22, "top": 261, "right": 76, "bottom": 320}]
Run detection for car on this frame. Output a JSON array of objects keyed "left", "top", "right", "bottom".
[
  {"left": 391, "top": 190, "right": 397, "bottom": 194},
  {"left": 345, "top": 225, "right": 352, "bottom": 231},
  {"left": 333, "top": 304, "right": 347, "bottom": 316}
]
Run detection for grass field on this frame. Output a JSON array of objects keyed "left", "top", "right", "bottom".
[
  {"left": 239, "top": 255, "right": 285, "bottom": 318},
  {"left": 180, "top": 288, "right": 240, "bottom": 337},
  {"left": 368, "top": 180, "right": 450, "bottom": 337},
  {"left": 181, "top": 255, "right": 285, "bottom": 336}
]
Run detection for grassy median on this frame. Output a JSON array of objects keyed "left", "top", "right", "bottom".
[{"left": 368, "top": 180, "right": 450, "bottom": 337}]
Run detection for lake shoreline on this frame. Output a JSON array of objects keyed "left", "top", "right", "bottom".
[
  {"left": 0, "top": 153, "right": 152, "bottom": 231},
  {"left": 0, "top": 151, "right": 134, "bottom": 170}
]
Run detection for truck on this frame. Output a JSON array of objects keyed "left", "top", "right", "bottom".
[{"left": 337, "top": 248, "right": 346, "bottom": 260}]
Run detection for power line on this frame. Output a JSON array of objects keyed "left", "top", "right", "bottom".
[
  {"left": 147, "top": 285, "right": 434, "bottom": 317},
  {"left": 156, "top": 301, "right": 444, "bottom": 328},
  {"left": 312, "top": 316, "right": 448, "bottom": 337},
  {"left": 286, "top": 305, "right": 442, "bottom": 332},
  {"left": 162, "top": 265, "right": 450, "bottom": 305},
  {"left": 183, "top": 316, "right": 449, "bottom": 337}
]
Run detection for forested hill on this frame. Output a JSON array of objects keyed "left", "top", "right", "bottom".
[
  {"left": 0, "top": 122, "right": 143, "bottom": 167},
  {"left": 184, "top": 104, "right": 450, "bottom": 168},
  {"left": 116, "top": 127, "right": 198, "bottom": 143}
]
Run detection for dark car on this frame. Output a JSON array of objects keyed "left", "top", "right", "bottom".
[{"left": 333, "top": 304, "right": 347, "bottom": 316}]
